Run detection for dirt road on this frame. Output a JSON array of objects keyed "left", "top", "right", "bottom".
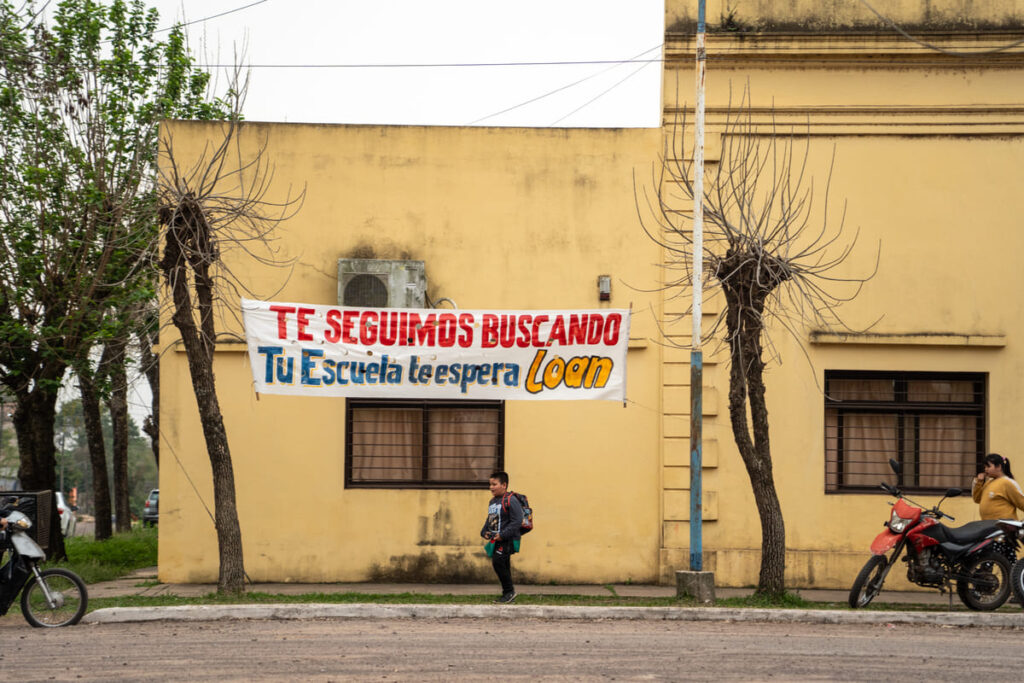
[{"left": 0, "top": 614, "right": 1018, "bottom": 681}]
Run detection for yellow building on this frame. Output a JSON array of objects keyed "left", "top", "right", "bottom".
[{"left": 159, "top": 1, "right": 1024, "bottom": 588}]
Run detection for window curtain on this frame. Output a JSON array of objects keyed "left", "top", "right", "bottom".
[
  {"left": 909, "top": 380, "right": 976, "bottom": 488},
  {"left": 826, "top": 379, "right": 895, "bottom": 488},
  {"left": 427, "top": 409, "right": 499, "bottom": 482},
  {"left": 350, "top": 408, "right": 422, "bottom": 480}
]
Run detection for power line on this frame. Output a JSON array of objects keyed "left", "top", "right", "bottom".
[
  {"left": 154, "top": 0, "right": 271, "bottom": 34},
  {"left": 192, "top": 57, "right": 666, "bottom": 69},
  {"left": 857, "top": 0, "right": 1024, "bottom": 56},
  {"left": 468, "top": 44, "right": 663, "bottom": 125},
  {"left": 551, "top": 58, "right": 656, "bottom": 126}
]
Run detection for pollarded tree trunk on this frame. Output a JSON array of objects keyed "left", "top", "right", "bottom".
[
  {"left": 160, "top": 198, "right": 246, "bottom": 594},
  {"left": 106, "top": 337, "right": 132, "bottom": 533},
  {"left": 721, "top": 255, "right": 787, "bottom": 596},
  {"left": 78, "top": 371, "right": 113, "bottom": 541},
  {"left": 11, "top": 387, "right": 67, "bottom": 561}
]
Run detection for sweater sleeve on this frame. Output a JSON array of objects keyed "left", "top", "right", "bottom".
[
  {"left": 501, "top": 495, "right": 524, "bottom": 540},
  {"left": 1002, "top": 478, "right": 1024, "bottom": 513},
  {"left": 972, "top": 478, "right": 985, "bottom": 503}
]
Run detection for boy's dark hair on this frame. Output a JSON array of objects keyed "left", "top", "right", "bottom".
[{"left": 490, "top": 471, "right": 509, "bottom": 486}]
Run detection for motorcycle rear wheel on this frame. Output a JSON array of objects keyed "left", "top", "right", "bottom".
[
  {"left": 1011, "top": 558, "right": 1024, "bottom": 607},
  {"left": 957, "top": 551, "right": 1011, "bottom": 611},
  {"left": 19, "top": 568, "right": 88, "bottom": 627},
  {"left": 849, "top": 555, "right": 887, "bottom": 608}
]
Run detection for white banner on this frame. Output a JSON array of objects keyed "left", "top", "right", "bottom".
[{"left": 241, "top": 299, "right": 630, "bottom": 401}]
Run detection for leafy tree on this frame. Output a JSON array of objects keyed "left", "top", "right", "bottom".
[
  {"left": 0, "top": 0, "right": 226, "bottom": 556},
  {"left": 55, "top": 398, "right": 156, "bottom": 520}
]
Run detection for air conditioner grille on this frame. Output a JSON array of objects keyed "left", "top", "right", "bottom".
[
  {"left": 336, "top": 258, "right": 426, "bottom": 308},
  {"left": 344, "top": 274, "right": 389, "bottom": 307}
]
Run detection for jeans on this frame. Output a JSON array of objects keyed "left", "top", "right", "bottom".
[{"left": 491, "top": 541, "right": 514, "bottom": 595}]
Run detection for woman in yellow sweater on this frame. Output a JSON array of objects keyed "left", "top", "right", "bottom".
[{"left": 972, "top": 453, "right": 1024, "bottom": 520}]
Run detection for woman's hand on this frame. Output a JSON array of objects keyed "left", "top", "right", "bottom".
[{"left": 976, "top": 472, "right": 987, "bottom": 483}]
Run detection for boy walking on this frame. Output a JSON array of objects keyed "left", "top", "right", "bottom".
[{"left": 481, "top": 471, "right": 523, "bottom": 604}]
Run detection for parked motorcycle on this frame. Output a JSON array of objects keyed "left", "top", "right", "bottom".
[
  {"left": 0, "top": 502, "right": 88, "bottom": 627},
  {"left": 994, "top": 519, "right": 1024, "bottom": 605},
  {"left": 849, "top": 459, "right": 1012, "bottom": 611}
]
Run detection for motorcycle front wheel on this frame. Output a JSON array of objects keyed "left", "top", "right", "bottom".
[
  {"left": 849, "top": 555, "right": 887, "bottom": 608},
  {"left": 19, "top": 568, "right": 88, "bottom": 627},
  {"left": 957, "top": 551, "right": 1011, "bottom": 611}
]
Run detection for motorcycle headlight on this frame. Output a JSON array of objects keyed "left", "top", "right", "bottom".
[
  {"left": 5, "top": 510, "right": 32, "bottom": 529},
  {"left": 889, "top": 509, "right": 913, "bottom": 533}
]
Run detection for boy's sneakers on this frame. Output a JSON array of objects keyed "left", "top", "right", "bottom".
[{"left": 494, "top": 591, "right": 517, "bottom": 604}]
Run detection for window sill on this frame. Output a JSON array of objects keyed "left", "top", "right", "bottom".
[{"left": 810, "top": 332, "right": 1005, "bottom": 347}]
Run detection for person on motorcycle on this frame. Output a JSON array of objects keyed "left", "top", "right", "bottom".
[{"left": 973, "top": 453, "right": 1024, "bottom": 520}]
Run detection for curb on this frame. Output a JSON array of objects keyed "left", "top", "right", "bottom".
[{"left": 83, "top": 603, "right": 1024, "bottom": 627}]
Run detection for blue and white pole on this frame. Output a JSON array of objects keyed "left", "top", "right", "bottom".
[{"left": 689, "top": 0, "right": 707, "bottom": 573}]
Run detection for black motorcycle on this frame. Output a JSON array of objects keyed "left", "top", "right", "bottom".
[{"left": 1, "top": 500, "right": 88, "bottom": 627}]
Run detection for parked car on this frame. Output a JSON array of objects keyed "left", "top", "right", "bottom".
[
  {"left": 55, "top": 491, "right": 77, "bottom": 537},
  {"left": 142, "top": 489, "right": 159, "bottom": 526}
]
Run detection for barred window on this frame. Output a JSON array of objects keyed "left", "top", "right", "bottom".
[
  {"left": 825, "top": 371, "right": 985, "bottom": 493},
  {"left": 345, "top": 400, "right": 503, "bottom": 488}
]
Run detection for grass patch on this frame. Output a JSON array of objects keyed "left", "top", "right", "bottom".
[
  {"left": 51, "top": 526, "right": 157, "bottom": 584},
  {"left": 83, "top": 590, "right": 1022, "bottom": 614},
  {"left": 86, "top": 591, "right": 689, "bottom": 612},
  {"left": 717, "top": 591, "right": 813, "bottom": 609}
]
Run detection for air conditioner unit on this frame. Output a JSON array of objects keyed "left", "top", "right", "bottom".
[{"left": 337, "top": 259, "right": 427, "bottom": 308}]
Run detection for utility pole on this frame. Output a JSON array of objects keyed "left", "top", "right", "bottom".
[{"left": 689, "top": 0, "right": 707, "bottom": 574}]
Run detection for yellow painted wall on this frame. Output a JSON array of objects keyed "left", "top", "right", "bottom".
[
  {"left": 657, "top": 26, "right": 1024, "bottom": 587},
  {"left": 161, "top": 11, "right": 1024, "bottom": 590},
  {"left": 158, "top": 124, "right": 667, "bottom": 583}
]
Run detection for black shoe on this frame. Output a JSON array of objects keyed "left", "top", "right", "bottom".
[{"left": 494, "top": 592, "right": 517, "bottom": 604}]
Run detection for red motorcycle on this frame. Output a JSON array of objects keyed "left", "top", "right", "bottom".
[{"left": 849, "top": 459, "right": 1012, "bottom": 611}]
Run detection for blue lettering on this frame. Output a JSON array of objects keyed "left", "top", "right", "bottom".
[
  {"left": 301, "top": 348, "right": 324, "bottom": 386},
  {"left": 351, "top": 362, "right": 366, "bottom": 384},
  {"left": 258, "top": 346, "right": 284, "bottom": 384}
]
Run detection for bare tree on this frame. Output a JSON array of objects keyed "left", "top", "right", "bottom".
[
  {"left": 637, "top": 87, "right": 875, "bottom": 595},
  {"left": 156, "top": 75, "right": 301, "bottom": 594}
]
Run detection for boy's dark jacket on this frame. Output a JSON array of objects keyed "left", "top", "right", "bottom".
[{"left": 480, "top": 493, "right": 524, "bottom": 544}]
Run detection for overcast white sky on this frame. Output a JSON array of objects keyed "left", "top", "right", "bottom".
[{"left": 147, "top": 0, "right": 665, "bottom": 127}]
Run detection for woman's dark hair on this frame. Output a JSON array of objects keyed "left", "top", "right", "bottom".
[{"left": 984, "top": 453, "right": 1014, "bottom": 479}]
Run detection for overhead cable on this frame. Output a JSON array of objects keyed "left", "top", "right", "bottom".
[
  {"left": 469, "top": 44, "right": 663, "bottom": 125},
  {"left": 858, "top": 0, "right": 1024, "bottom": 55}
]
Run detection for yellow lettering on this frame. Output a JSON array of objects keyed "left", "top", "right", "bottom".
[
  {"left": 565, "top": 358, "right": 588, "bottom": 388},
  {"left": 584, "top": 356, "right": 613, "bottom": 388},
  {"left": 526, "top": 350, "right": 546, "bottom": 394},
  {"left": 543, "top": 356, "right": 566, "bottom": 389}
]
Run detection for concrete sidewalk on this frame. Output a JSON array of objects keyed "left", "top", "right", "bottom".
[
  {"left": 80, "top": 567, "right": 1024, "bottom": 627},
  {"left": 86, "top": 567, "right": 958, "bottom": 605}
]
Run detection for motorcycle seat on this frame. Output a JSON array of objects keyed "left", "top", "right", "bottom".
[{"left": 940, "top": 520, "right": 1000, "bottom": 544}]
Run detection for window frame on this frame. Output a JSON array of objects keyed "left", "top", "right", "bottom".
[
  {"left": 344, "top": 398, "right": 505, "bottom": 489},
  {"left": 824, "top": 370, "right": 986, "bottom": 495}
]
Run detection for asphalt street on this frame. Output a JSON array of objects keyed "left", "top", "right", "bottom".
[{"left": 1, "top": 616, "right": 1021, "bottom": 681}]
